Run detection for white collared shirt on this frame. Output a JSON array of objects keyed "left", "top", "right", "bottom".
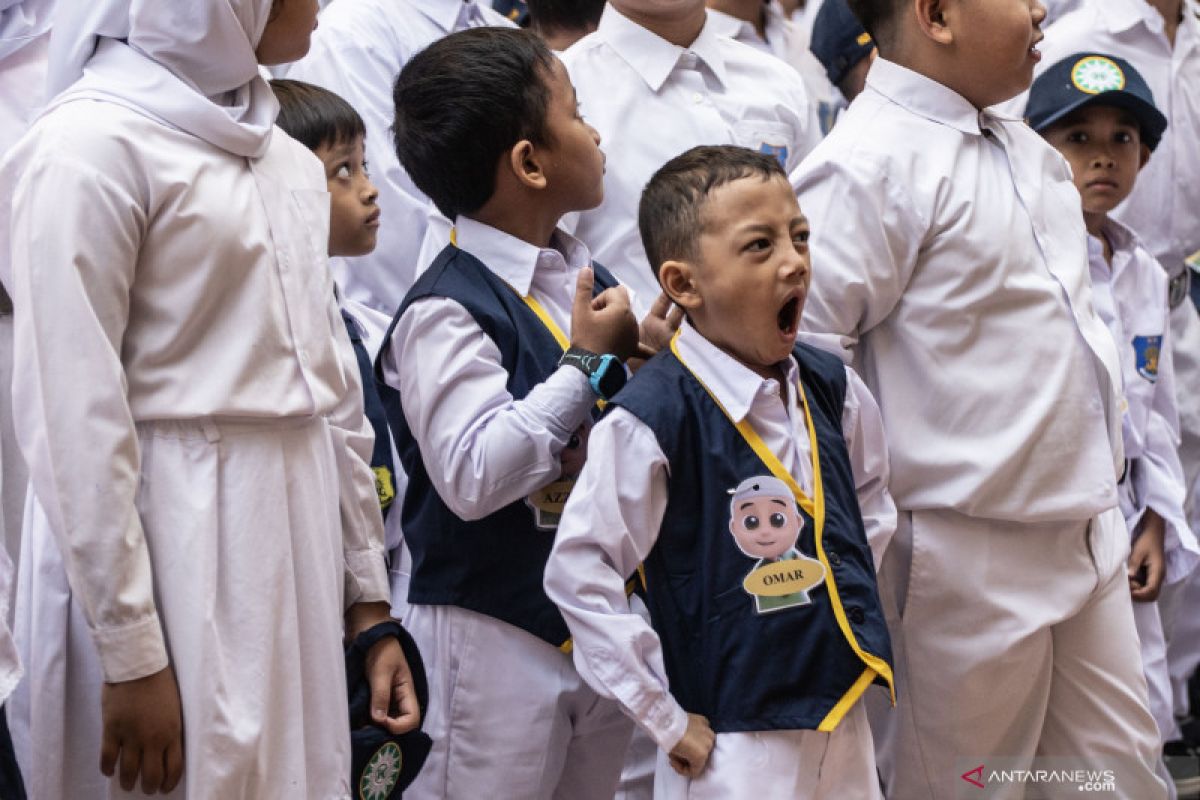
[
  {"left": 543, "top": 319, "right": 895, "bottom": 752},
  {"left": 285, "top": 0, "right": 515, "bottom": 313},
  {"left": 381, "top": 217, "right": 602, "bottom": 522},
  {"left": 1090, "top": 217, "right": 1199, "bottom": 581},
  {"left": 794, "top": 57, "right": 1125, "bottom": 522},
  {"left": 1037, "top": 0, "right": 1200, "bottom": 277},
  {"left": 561, "top": 4, "right": 822, "bottom": 311}
]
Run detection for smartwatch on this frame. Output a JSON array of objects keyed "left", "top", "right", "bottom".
[{"left": 559, "top": 346, "right": 627, "bottom": 400}]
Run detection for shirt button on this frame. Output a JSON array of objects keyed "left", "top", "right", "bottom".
[
  {"left": 847, "top": 606, "right": 865, "bottom": 624},
  {"left": 828, "top": 551, "right": 842, "bottom": 567}
]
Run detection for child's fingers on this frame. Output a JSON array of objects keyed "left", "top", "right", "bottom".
[
  {"left": 162, "top": 737, "right": 184, "bottom": 793},
  {"left": 140, "top": 743, "right": 165, "bottom": 795},
  {"left": 648, "top": 291, "right": 673, "bottom": 320},
  {"left": 387, "top": 673, "right": 422, "bottom": 735},
  {"left": 573, "top": 267, "right": 595, "bottom": 313},
  {"left": 100, "top": 731, "right": 120, "bottom": 778},
  {"left": 667, "top": 303, "right": 685, "bottom": 328},
  {"left": 118, "top": 744, "right": 142, "bottom": 792},
  {"left": 367, "top": 655, "right": 394, "bottom": 727}
]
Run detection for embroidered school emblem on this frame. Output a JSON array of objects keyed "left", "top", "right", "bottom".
[
  {"left": 1071, "top": 56, "right": 1125, "bottom": 94},
  {"left": 373, "top": 466, "right": 396, "bottom": 510},
  {"left": 359, "top": 742, "right": 402, "bottom": 800},
  {"left": 1133, "top": 335, "right": 1162, "bottom": 382},
  {"left": 759, "top": 142, "right": 789, "bottom": 168}
]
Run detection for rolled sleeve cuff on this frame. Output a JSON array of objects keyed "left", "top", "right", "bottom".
[
  {"left": 344, "top": 547, "right": 391, "bottom": 608},
  {"left": 646, "top": 699, "right": 691, "bottom": 754},
  {"left": 91, "top": 615, "right": 169, "bottom": 683}
]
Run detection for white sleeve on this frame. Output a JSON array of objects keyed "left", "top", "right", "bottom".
[
  {"left": 543, "top": 408, "right": 689, "bottom": 752},
  {"left": 382, "top": 296, "right": 597, "bottom": 520},
  {"left": 794, "top": 152, "right": 924, "bottom": 363},
  {"left": 840, "top": 366, "right": 897, "bottom": 570},
  {"left": 326, "top": 305, "right": 391, "bottom": 608},
  {"left": 9, "top": 154, "right": 168, "bottom": 683},
  {"left": 1132, "top": 321, "right": 1200, "bottom": 583}
]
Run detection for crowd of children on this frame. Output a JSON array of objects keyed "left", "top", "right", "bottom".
[{"left": 0, "top": 0, "right": 1198, "bottom": 798}]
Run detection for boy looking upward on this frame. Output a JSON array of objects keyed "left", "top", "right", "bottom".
[
  {"left": 546, "top": 146, "right": 896, "bottom": 799},
  {"left": 793, "top": 0, "right": 1167, "bottom": 796}
]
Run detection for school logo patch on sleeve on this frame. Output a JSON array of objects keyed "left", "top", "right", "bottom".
[
  {"left": 1132, "top": 335, "right": 1162, "bottom": 382},
  {"left": 1071, "top": 56, "right": 1126, "bottom": 94},
  {"left": 359, "top": 742, "right": 403, "bottom": 800}
]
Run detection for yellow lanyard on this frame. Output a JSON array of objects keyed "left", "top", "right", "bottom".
[{"left": 669, "top": 331, "right": 895, "bottom": 715}]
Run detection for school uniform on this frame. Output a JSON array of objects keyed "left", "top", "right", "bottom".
[
  {"left": 560, "top": 4, "right": 822, "bottom": 312},
  {"left": 1037, "top": 0, "right": 1200, "bottom": 726},
  {"left": 340, "top": 296, "right": 413, "bottom": 617},
  {"left": 0, "top": 5, "right": 390, "bottom": 797},
  {"left": 794, "top": 57, "right": 1166, "bottom": 799},
  {"left": 543, "top": 320, "right": 895, "bottom": 799},
  {"left": 285, "top": 0, "right": 514, "bottom": 314},
  {"left": 1090, "top": 217, "right": 1199, "bottom": 748},
  {"left": 375, "top": 217, "right": 634, "bottom": 800}
]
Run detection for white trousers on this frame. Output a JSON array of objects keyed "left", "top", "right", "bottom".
[
  {"left": 1161, "top": 566, "right": 1200, "bottom": 719},
  {"left": 653, "top": 703, "right": 882, "bottom": 800},
  {"left": 403, "top": 603, "right": 634, "bottom": 800},
  {"left": 868, "top": 507, "right": 1166, "bottom": 800},
  {"left": 10, "top": 417, "right": 353, "bottom": 799}
]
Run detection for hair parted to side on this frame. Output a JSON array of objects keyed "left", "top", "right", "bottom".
[
  {"left": 528, "top": 0, "right": 606, "bottom": 34},
  {"left": 392, "top": 27, "right": 556, "bottom": 220},
  {"left": 638, "top": 145, "right": 787, "bottom": 280},
  {"left": 845, "top": 0, "right": 900, "bottom": 50},
  {"left": 270, "top": 79, "right": 367, "bottom": 150}
]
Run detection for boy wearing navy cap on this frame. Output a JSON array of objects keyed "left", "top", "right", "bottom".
[
  {"left": 809, "top": 0, "right": 875, "bottom": 104},
  {"left": 1029, "top": 52, "right": 1200, "bottom": 794},
  {"left": 545, "top": 145, "right": 897, "bottom": 799}
]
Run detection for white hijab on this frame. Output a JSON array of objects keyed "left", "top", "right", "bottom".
[
  {"left": 45, "top": 0, "right": 278, "bottom": 157},
  {"left": 0, "top": 0, "right": 52, "bottom": 62}
]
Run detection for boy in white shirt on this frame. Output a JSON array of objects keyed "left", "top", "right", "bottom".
[
  {"left": 377, "top": 27, "right": 655, "bottom": 799},
  {"left": 284, "top": 0, "right": 514, "bottom": 313},
  {"left": 545, "top": 145, "right": 896, "bottom": 800},
  {"left": 1028, "top": 51, "right": 1200, "bottom": 798},
  {"left": 794, "top": 0, "right": 1167, "bottom": 796},
  {"left": 561, "top": 0, "right": 822, "bottom": 312}
]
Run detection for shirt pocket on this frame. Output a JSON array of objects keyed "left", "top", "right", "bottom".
[{"left": 732, "top": 120, "right": 796, "bottom": 170}]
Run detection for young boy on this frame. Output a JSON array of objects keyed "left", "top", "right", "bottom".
[
  {"left": 376, "top": 27, "right": 648, "bottom": 799},
  {"left": 809, "top": 0, "right": 875, "bottom": 106},
  {"left": 560, "top": 0, "right": 822, "bottom": 312},
  {"left": 270, "top": 77, "right": 415, "bottom": 619},
  {"left": 1028, "top": 52, "right": 1200, "bottom": 796},
  {"left": 527, "top": 0, "right": 605, "bottom": 50},
  {"left": 545, "top": 145, "right": 897, "bottom": 799},
  {"left": 793, "top": 0, "right": 1167, "bottom": 796}
]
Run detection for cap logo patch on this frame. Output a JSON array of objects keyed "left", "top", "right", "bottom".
[
  {"left": 855, "top": 32, "right": 872, "bottom": 45},
  {"left": 359, "top": 742, "right": 402, "bottom": 800},
  {"left": 1071, "top": 56, "right": 1125, "bottom": 94}
]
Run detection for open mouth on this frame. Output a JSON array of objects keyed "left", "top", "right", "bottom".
[{"left": 777, "top": 294, "right": 801, "bottom": 337}]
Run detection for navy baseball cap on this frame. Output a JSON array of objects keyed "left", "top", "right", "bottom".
[
  {"left": 810, "top": 0, "right": 873, "bottom": 87},
  {"left": 1026, "top": 52, "right": 1167, "bottom": 151}
]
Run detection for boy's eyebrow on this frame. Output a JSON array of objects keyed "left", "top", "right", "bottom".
[
  {"left": 769, "top": 499, "right": 787, "bottom": 507},
  {"left": 739, "top": 502, "right": 755, "bottom": 510}
]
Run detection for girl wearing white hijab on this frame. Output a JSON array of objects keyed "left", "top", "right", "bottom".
[{"left": 0, "top": 1, "right": 417, "bottom": 796}]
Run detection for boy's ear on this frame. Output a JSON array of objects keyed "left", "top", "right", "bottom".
[
  {"left": 508, "top": 140, "right": 548, "bottom": 191},
  {"left": 914, "top": 0, "right": 954, "bottom": 45},
  {"left": 1138, "top": 143, "right": 1151, "bottom": 170},
  {"left": 658, "top": 259, "right": 702, "bottom": 311}
]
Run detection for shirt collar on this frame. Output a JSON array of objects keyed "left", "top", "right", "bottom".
[
  {"left": 674, "top": 320, "right": 798, "bottom": 423},
  {"left": 864, "top": 57, "right": 986, "bottom": 135},
  {"left": 1096, "top": 0, "right": 1161, "bottom": 35},
  {"left": 453, "top": 216, "right": 591, "bottom": 297},
  {"left": 415, "top": 0, "right": 478, "bottom": 33},
  {"left": 705, "top": 8, "right": 758, "bottom": 42},
  {"left": 597, "top": 4, "right": 728, "bottom": 92}
]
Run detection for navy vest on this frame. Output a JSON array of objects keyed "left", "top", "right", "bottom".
[
  {"left": 374, "top": 245, "right": 617, "bottom": 647},
  {"left": 342, "top": 310, "right": 397, "bottom": 519},
  {"left": 612, "top": 344, "right": 894, "bottom": 732}
]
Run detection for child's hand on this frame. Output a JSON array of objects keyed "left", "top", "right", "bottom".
[
  {"left": 100, "top": 665, "right": 184, "bottom": 794},
  {"left": 638, "top": 292, "right": 684, "bottom": 356},
  {"left": 667, "top": 713, "right": 715, "bottom": 779},
  {"left": 1129, "top": 509, "right": 1166, "bottom": 602},
  {"left": 571, "top": 267, "right": 640, "bottom": 361},
  {"left": 365, "top": 635, "right": 422, "bottom": 735},
  {"left": 559, "top": 424, "right": 590, "bottom": 478}
]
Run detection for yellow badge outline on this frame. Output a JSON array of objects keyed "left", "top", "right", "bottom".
[{"left": 1071, "top": 55, "right": 1126, "bottom": 95}]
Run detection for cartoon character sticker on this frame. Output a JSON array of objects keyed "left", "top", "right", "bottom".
[
  {"left": 728, "top": 476, "right": 827, "bottom": 614},
  {"left": 527, "top": 423, "right": 590, "bottom": 531}
]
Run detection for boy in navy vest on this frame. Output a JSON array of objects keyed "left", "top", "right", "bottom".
[
  {"left": 375, "top": 27, "right": 661, "bottom": 800},
  {"left": 544, "top": 145, "right": 897, "bottom": 799}
]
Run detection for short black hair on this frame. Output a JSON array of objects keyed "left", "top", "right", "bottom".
[
  {"left": 638, "top": 145, "right": 787, "bottom": 279},
  {"left": 270, "top": 79, "right": 366, "bottom": 151},
  {"left": 844, "top": 0, "right": 900, "bottom": 50},
  {"left": 528, "top": 0, "right": 606, "bottom": 35},
  {"left": 392, "top": 27, "right": 556, "bottom": 219}
]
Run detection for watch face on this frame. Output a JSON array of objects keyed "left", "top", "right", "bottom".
[{"left": 596, "top": 356, "right": 627, "bottom": 398}]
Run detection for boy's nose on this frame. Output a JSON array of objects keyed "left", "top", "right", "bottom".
[{"left": 364, "top": 181, "right": 380, "bottom": 202}]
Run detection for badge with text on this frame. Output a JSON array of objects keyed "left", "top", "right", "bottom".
[
  {"left": 1132, "top": 334, "right": 1161, "bottom": 382},
  {"left": 527, "top": 423, "right": 590, "bottom": 530},
  {"left": 728, "top": 476, "right": 827, "bottom": 614}
]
